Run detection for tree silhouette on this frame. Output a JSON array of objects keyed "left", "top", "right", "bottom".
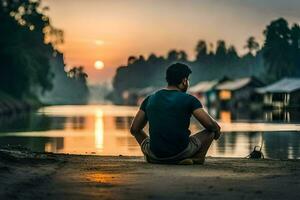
[
  {"left": 0, "top": 0, "right": 89, "bottom": 104},
  {"left": 263, "top": 18, "right": 294, "bottom": 81},
  {"left": 178, "top": 50, "right": 188, "bottom": 62},
  {"left": 215, "top": 40, "right": 227, "bottom": 62},
  {"left": 0, "top": 0, "right": 56, "bottom": 98},
  {"left": 167, "top": 50, "right": 180, "bottom": 62},
  {"left": 290, "top": 24, "right": 300, "bottom": 76},
  {"left": 195, "top": 40, "right": 208, "bottom": 62},
  {"left": 109, "top": 17, "right": 300, "bottom": 104},
  {"left": 227, "top": 45, "right": 239, "bottom": 62},
  {"left": 127, "top": 56, "right": 137, "bottom": 65},
  {"left": 147, "top": 54, "right": 158, "bottom": 62},
  {"left": 244, "top": 36, "right": 260, "bottom": 56}
]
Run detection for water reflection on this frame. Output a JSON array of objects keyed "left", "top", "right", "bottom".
[
  {"left": 95, "top": 109, "right": 104, "bottom": 150},
  {"left": 0, "top": 105, "right": 299, "bottom": 159},
  {"left": 213, "top": 108, "right": 300, "bottom": 123}
]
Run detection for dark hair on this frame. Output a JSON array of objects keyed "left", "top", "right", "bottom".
[{"left": 166, "top": 63, "right": 192, "bottom": 86}]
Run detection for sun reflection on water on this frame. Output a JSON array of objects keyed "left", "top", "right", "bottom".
[{"left": 95, "top": 109, "right": 104, "bottom": 150}]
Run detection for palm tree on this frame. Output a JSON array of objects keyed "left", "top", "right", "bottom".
[{"left": 244, "top": 36, "right": 260, "bottom": 55}]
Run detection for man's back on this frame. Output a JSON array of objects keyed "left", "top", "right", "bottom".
[
  {"left": 141, "top": 89, "right": 202, "bottom": 158},
  {"left": 130, "top": 63, "right": 220, "bottom": 164}
]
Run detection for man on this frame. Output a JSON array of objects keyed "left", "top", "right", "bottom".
[{"left": 130, "top": 63, "right": 221, "bottom": 165}]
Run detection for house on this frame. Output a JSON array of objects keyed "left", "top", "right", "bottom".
[
  {"left": 256, "top": 78, "right": 300, "bottom": 108},
  {"left": 189, "top": 79, "right": 222, "bottom": 107},
  {"left": 215, "top": 77, "right": 264, "bottom": 108}
]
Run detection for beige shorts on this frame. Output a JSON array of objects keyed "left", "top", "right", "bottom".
[{"left": 141, "top": 134, "right": 202, "bottom": 164}]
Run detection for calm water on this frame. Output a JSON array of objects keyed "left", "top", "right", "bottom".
[{"left": 0, "top": 105, "right": 299, "bottom": 159}]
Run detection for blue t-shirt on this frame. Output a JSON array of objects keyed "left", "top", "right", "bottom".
[{"left": 140, "top": 89, "right": 202, "bottom": 158}]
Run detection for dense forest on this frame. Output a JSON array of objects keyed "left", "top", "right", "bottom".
[
  {"left": 111, "top": 18, "right": 300, "bottom": 103},
  {"left": 0, "top": 0, "right": 89, "bottom": 105}
]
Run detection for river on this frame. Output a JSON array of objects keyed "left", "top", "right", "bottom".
[{"left": 0, "top": 105, "right": 299, "bottom": 159}]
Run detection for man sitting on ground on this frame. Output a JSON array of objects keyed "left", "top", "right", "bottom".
[{"left": 130, "top": 63, "right": 221, "bottom": 164}]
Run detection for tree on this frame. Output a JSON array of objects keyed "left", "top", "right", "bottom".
[
  {"left": 195, "top": 40, "right": 207, "bottom": 61},
  {"left": 244, "top": 36, "right": 260, "bottom": 55},
  {"left": 290, "top": 24, "right": 300, "bottom": 76},
  {"left": 215, "top": 40, "right": 227, "bottom": 62},
  {"left": 0, "top": 0, "right": 62, "bottom": 98},
  {"left": 167, "top": 50, "right": 179, "bottom": 62},
  {"left": 227, "top": 45, "right": 239, "bottom": 61},
  {"left": 127, "top": 56, "right": 137, "bottom": 65},
  {"left": 178, "top": 50, "right": 188, "bottom": 62},
  {"left": 0, "top": 0, "right": 90, "bottom": 104},
  {"left": 147, "top": 54, "right": 158, "bottom": 63},
  {"left": 263, "top": 18, "right": 294, "bottom": 80}
]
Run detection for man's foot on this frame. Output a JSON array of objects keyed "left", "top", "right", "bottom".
[{"left": 177, "top": 158, "right": 194, "bottom": 165}]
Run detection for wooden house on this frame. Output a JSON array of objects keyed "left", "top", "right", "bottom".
[
  {"left": 189, "top": 80, "right": 221, "bottom": 107},
  {"left": 256, "top": 78, "right": 300, "bottom": 108},
  {"left": 215, "top": 77, "right": 264, "bottom": 108}
]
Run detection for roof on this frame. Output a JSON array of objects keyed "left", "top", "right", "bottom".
[
  {"left": 256, "top": 78, "right": 300, "bottom": 93},
  {"left": 216, "top": 77, "right": 253, "bottom": 91},
  {"left": 189, "top": 80, "right": 219, "bottom": 93},
  {"left": 137, "top": 87, "right": 159, "bottom": 96}
]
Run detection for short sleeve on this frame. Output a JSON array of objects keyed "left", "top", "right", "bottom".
[
  {"left": 190, "top": 95, "right": 203, "bottom": 112},
  {"left": 140, "top": 96, "right": 150, "bottom": 112}
]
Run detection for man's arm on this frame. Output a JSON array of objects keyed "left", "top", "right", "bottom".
[
  {"left": 192, "top": 108, "right": 221, "bottom": 140},
  {"left": 130, "top": 110, "right": 148, "bottom": 145}
]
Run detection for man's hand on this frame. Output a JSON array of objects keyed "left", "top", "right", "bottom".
[
  {"left": 212, "top": 120, "right": 221, "bottom": 140},
  {"left": 192, "top": 108, "right": 221, "bottom": 140},
  {"left": 214, "top": 128, "right": 221, "bottom": 140}
]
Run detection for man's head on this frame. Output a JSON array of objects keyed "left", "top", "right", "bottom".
[{"left": 166, "top": 63, "right": 192, "bottom": 92}]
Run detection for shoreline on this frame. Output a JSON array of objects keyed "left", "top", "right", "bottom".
[{"left": 0, "top": 148, "right": 299, "bottom": 199}]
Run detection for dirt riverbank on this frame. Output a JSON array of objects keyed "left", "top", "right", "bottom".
[{"left": 0, "top": 147, "right": 299, "bottom": 200}]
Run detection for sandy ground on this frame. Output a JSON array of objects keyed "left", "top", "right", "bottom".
[{"left": 0, "top": 148, "right": 300, "bottom": 200}]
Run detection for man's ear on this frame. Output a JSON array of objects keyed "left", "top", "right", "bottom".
[{"left": 182, "top": 78, "right": 188, "bottom": 85}]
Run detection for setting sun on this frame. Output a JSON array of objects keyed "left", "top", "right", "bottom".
[{"left": 94, "top": 60, "right": 104, "bottom": 70}]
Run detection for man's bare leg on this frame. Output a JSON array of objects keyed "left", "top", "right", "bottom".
[{"left": 191, "top": 129, "right": 215, "bottom": 164}]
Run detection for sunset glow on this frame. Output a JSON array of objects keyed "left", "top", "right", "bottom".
[{"left": 42, "top": 0, "right": 300, "bottom": 84}]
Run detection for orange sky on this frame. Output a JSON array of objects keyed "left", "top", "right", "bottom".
[{"left": 43, "top": 0, "right": 300, "bottom": 84}]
